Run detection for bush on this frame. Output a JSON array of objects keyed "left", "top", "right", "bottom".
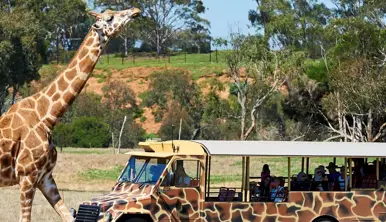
[{"left": 53, "top": 116, "right": 111, "bottom": 148}]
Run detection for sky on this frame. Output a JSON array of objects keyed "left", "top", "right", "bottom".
[{"left": 202, "top": 0, "right": 336, "bottom": 40}]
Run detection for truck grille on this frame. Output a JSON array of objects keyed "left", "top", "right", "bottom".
[{"left": 75, "top": 204, "right": 100, "bottom": 222}]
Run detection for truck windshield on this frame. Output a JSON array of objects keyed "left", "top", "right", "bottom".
[{"left": 118, "top": 156, "right": 169, "bottom": 185}]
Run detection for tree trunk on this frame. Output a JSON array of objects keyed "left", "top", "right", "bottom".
[
  {"left": 156, "top": 34, "right": 162, "bottom": 56},
  {"left": 11, "top": 86, "right": 18, "bottom": 105},
  {"left": 240, "top": 102, "right": 246, "bottom": 140},
  {"left": 117, "top": 116, "right": 127, "bottom": 154},
  {"left": 56, "top": 27, "right": 60, "bottom": 64},
  {"left": 124, "top": 37, "right": 128, "bottom": 57}
]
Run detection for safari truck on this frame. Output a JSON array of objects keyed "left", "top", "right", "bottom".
[{"left": 74, "top": 140, "right": 386, "bottom": 222}]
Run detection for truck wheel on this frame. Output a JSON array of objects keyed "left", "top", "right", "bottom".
[
  {"left": 313, "top": 216, "right": 338, "bottom": 222},
  {"left": 121, "top": 217, "right": 149, "bottom": 222}
]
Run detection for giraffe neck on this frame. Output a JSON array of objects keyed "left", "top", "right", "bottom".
[{"left": 37, "top": 28, "right": 108, "bottom": 130}]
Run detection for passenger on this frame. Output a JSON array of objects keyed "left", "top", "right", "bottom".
[
  {"left": 327, "top": 162, "right": 340, "bottom": 182},
  {"left": 270, "top": 178, "right": 285, "bottom": 202},
  {"left": 261, "top": 164, "right": 271, "bottom": 182},
  {"left": 174, "top": 160, "right": 191, "bottom": 186},
  {"left": 313, "top": 166, "right": 327, "bottom": 191},
  {"left": 259, "top": 176, "right": 272, "bottom": 201},
  {"left": 297, "top": 172, "right": 307, "bottom": 182},
  {"left": 294, "top": 172, "right": 310, "bottom": 191},
  {"left": 338, "top": 166, "right": 350, "bottom": 191}
]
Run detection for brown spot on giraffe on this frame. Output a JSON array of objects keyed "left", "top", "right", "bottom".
[
  {"left": 78, "top": 48, "right": 89, "bottom": 59},
  {"left": 11, "top": 114, "right": 23, "bottom": 129},
  {"left": 36, "top": 96, "right": 49, "bottom": 118},
  {"left": 0, "top": 115, "right": 12, "bottom": 128},
  {"left": 52, "top": 93, "right": 60, "bottom": 102},
  {"left": 46, "top": 84, "right": 56, "bottom": 97},
  {"left": 65, "top": 68, "right": 77, "bottom": 80},
  {"left": 19, "top": 99, "right": 35, "bottom": 110},
  {"left": 50, "top": 102, "right": 64, "bottom": 117},
  {"left": 85, "top": 37, "right": 94, "bottom": 46},
  {"left": 57, "top": 76, "right": 68, "bottom": 92},
  {"left": 79, "top": 56, "right": 96, "bottom": 73},
  {"left": 71, "top": 77, "right": 86, "bottom": 93}
]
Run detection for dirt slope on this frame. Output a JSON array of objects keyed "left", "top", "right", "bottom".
[{"left": 85, "top": 67, "right": 231, "bottom": 134}]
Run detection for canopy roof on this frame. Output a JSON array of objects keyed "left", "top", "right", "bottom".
[{"left": 194, "top": 140, "right": 386, "bottom": 157}]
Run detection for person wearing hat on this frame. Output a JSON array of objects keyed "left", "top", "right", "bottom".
[{"left": 313, "top": 166, "right": 328, "bottom": 191}]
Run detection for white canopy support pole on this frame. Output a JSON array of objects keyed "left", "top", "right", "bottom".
[{"left": 241, "top": 157, "right": 245, "bottom": 202}]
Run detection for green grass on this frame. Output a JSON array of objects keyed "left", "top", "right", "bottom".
[
  {"left": 210, "top": 175, "right": 242, "bottom": 184},
  {"left": 95, "top": 52, "right": 228, "bottom": 79},
  {"left": 79, "top": 165, "right": 124, "bottom": 180},
  {"left": 60, "top": 147, "right": 132, "bottom": 154}
]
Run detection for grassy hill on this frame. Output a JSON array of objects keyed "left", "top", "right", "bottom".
[{"left": 39, "top": 52, "right": 231, "bottom": 134}]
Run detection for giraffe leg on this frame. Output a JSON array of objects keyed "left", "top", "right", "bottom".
[
  {"left": 37, "top": 174, "right": 74, "bottom": 222},
  {"left": 19, "top": 175, "right": 37, "bottom": 222}
]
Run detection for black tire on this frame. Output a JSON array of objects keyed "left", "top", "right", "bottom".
[
  {"left": 120, "top": 217, "right": 149, "bottom": 222},
  {"left": 313, "top": 216, "right": 338, "bottom": 222}
]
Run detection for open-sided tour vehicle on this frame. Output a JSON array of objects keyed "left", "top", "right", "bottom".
[{"left": 74, "top": 140, "right": 386, "bottom": 222}]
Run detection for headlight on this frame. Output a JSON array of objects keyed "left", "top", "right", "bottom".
[{"left": 105, "top": 212, "right": 112, "bottom": 222}]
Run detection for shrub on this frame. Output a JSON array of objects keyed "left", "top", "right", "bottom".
[{"left": 53, "top": 116, "right": 111, "bottom": 148}]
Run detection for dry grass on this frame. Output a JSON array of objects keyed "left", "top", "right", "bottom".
[{"left": 0, "top": 188, "right": 103, "bottom": 222}]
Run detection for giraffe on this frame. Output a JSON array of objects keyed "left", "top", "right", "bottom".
[{"left": 0, "top": 7, "right": 141, "bottom": 222}]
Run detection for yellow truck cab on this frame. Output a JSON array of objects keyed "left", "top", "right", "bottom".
[{"left": 75, "top": 140, "right": 207, "bottom": 222}]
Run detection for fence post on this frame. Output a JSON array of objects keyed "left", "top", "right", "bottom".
[
  {"left": 133, "top": 53, "right": 135, "bottom": 64},
  {"left": 107, "top": 53, "right": 109, "bottom": 65},
  {"left": 121, "top": 54, "right": 124, "bottom": 65},
  {"left": 216, "top": 49, "right": 218, "bottom": 63},
  {"left": 209, "top": 50, "right": 212, "bottom": 62},
  {"left": 185, "top": 51, "right": 187, "bottom": 63}
]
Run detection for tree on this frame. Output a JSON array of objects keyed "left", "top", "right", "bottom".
[
  {"left": 97, "top": 0, "right": 208, "bottom": 55},
  {"left": 0, "top": 6, "right": 42, "bottom": 113},
  {"left": 225, "top": 32, "right": 285, "bottom": 140},
  {"left": 158, "top": 100, "right": 194, "bottom": 140},
  {"left": 248, "top": 0, "right": 331, "bottom": 56}
]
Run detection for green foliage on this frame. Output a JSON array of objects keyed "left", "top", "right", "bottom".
[
  {"left": 143, "top": 69, "right": 202, "bottom": 123},
  {"left": 54, "top": 117, "right": 111, "bottom": 148},
  {"left": 79, "top": 165, "right": 124, "bottom": 180}
]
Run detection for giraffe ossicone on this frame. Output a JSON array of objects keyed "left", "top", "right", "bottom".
[{"left": 0, "top": 7, "right": 141, "bottom": 222}]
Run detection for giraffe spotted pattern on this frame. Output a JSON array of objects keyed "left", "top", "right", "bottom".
[{"left": 0, "top": 7, "right": 141, "bottom": 222}]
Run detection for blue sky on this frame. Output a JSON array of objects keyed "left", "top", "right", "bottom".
[{"left": 202, "top": 0, "right": 335, "bottom": 40}]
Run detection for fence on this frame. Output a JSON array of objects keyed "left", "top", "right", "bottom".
[{"left": 97, "top": 50, "right": 227, "bottom": 66}]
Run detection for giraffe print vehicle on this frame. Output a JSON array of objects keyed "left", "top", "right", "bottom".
[
  {"left": 0, "top": 8, "right": 141, "bottom": 222},
  {"left": 76, "top": 140, "right": 386, "bottom": 222}
]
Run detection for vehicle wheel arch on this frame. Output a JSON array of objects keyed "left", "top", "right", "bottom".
[
  {"left": 312, "top": 215, "right": 339, "bottom": 222},
  {"left": 116, "top": 213, "right": 153, "bottom": 222}
]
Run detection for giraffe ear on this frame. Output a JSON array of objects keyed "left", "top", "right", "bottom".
[{"left": 88, "top": 11, "right": 101, "bottom": 18}]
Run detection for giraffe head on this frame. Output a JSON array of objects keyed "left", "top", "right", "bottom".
[{"left": 89, "top": 8, "right": 141, "bottom": 39}]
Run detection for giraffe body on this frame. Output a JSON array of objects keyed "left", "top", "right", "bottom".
[{"left": 0, "top": 8, "right": 141, "bottom": 222}]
